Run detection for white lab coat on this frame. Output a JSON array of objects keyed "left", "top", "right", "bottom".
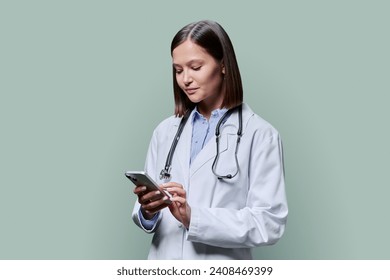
[{"left": 132, "top": 103, "right": 288, "bottom": 259}]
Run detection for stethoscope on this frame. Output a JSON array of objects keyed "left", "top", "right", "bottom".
[{"left": 160, "top": 104, "right": 242, "bottom": 180}]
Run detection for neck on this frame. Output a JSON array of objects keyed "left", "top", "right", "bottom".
[
  {"left": 197, "top": 95, "right": 224, "bottom": 120},
  {"left": 198, "top": 104, "right": 220, "bottom": 119}
]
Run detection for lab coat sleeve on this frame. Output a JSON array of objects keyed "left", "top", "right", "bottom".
[
  {"left": 131, "top": 128, "right": 162, "bottom": 233},
  {"left": 187, "top": 128, "right": 288, "bottom": 248}
]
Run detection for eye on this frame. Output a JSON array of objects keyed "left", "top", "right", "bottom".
[
  {"left": 175, "top": 69, "right": 183, "bottom": 74},
  {"left": 192, "top": 66, "right": 201, "bottom": 71}
]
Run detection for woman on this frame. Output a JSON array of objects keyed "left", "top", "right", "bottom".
[{"left": 132, "top": 20, "right": 288, "bottom": 260}]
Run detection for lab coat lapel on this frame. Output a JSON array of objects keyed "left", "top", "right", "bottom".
[{"left": 173, "top": 114, "right": 193, "bottom": 186}]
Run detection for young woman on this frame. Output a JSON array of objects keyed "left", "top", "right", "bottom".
[{"left": 132, "top": 20, "right": 288, "bottom": 260}]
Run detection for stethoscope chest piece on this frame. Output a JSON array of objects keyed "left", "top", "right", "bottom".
[{"left": 159, "top": 168, "right": 171, "bottom": 181}]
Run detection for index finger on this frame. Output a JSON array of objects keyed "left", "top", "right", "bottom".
[
  {"left": 160, "top": 182, "right": 183, "bottom": 189},
  {"left": 133, "top": 185, "right": 147, "bottom": 195}
]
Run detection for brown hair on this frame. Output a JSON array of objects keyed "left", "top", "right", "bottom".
[{"left": 171, "top": 20, "right": 243, "bottom": 116}]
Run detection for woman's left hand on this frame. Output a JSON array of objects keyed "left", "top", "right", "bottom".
[{"left": 161, "top": 182, "right": 191, "bottom": 229}]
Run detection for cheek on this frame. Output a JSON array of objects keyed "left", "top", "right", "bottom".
[
  {"left": 175, "top": 75, "right": 184, "bottom": 88},
  {"left": 204, "top": 69, "right": 223, "bottom": 88}
]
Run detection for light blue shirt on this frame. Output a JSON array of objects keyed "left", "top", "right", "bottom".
[
  {"left": 139, "top": 107, "right": 228, "bottom": 228},
  {"left": 139, "top": 211, "right": 159, "bottom": 230}
]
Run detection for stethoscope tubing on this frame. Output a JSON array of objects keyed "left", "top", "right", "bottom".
[
  {"left": 212, "top": 104, "right": 242, "bottom": 179},
  {"left": 160, "top": 104, "right": 243, "bottom": 180}
]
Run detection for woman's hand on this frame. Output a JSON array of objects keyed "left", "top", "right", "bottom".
[
  {"left": 133, "top": 186, "right": 170, "bottom": 220},
  {"left": 162, "top": 182, "right": 191, "bottom": 229}
]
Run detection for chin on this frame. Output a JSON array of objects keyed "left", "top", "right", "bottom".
[{"left": 187, "top": 96, "right": 204, "bottom": 104}]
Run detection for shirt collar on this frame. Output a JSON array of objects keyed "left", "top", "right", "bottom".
[{"left": 191, "top": 107, "right": 228, "bottom": 124}]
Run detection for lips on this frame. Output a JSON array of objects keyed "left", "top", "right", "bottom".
[{"left": 185, "top": 87, "right": 199, "bottom": 95}]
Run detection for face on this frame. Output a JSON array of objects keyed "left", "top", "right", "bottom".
[{"left": 172, "top": 39, "right": 225, "bottom": 115}]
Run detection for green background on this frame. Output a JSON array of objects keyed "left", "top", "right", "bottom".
[{"left": 1, "top": 0, "right": 389, "bottom": 259}]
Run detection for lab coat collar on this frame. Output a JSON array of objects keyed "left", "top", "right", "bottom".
[{"left": 172, "top": 109, "right": 195, "bottom": 185}]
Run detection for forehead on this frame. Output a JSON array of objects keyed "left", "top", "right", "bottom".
[{"left": 172, "top": 40, "right": 213, "bottom": 64}]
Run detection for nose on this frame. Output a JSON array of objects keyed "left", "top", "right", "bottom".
[{"left": 182, "top": 70, "right": 193, "bottom": 86}]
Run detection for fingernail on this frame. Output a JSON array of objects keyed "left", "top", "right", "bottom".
[
  {"left": 141, "top": 187, "right": 147, "bottom": 191},
  {"left": 155, "top": 191, "right": 160, "bottom": 195}
]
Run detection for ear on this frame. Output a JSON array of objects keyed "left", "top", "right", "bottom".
[{"left": 221, "top": 63, "right": 225, "bottom": 74}]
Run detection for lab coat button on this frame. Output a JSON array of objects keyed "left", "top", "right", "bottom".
[{"left": 178, "top": 224, "right": 183, "bottom": 228}]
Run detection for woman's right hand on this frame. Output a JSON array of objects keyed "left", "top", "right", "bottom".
[{"left": 133, "top": 186, "right": 170, "bottom": 220}]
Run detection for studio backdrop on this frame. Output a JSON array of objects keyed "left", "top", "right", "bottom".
[{"left": 1, "top": 0, "right": 389, "bottom": 259}]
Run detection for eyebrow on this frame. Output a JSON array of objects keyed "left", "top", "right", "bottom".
[{"left": 172, "top": 59, "right": 204, "bottom": 67}]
